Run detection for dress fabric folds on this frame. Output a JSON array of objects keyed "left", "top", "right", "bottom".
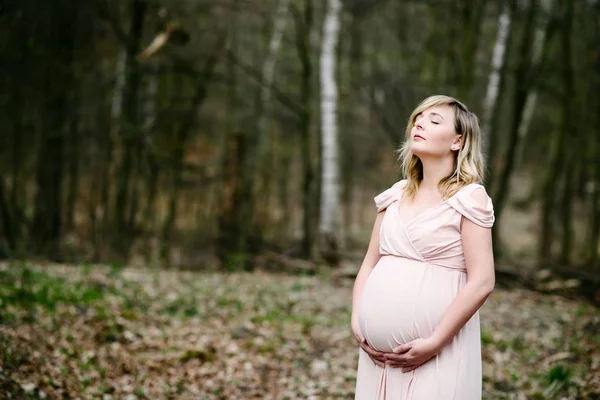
[{"left": 355, "top": 180, "right": 495, "bottom": 400}]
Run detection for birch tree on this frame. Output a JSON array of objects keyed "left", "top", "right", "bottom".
[
  {"left": 513, "top": 0, "right": 554, "bottom": 170},
  {"left": 491, "top": 0, "right": 540, "bottom": 232},
  {"left": 257, "top": 0, "right": 290, "bottom": 172},
  {"left": 319, "top": 0, "right": 342, "bottom": 262},
  {"left": 253, "top": 0, "right": 291, "bottom": 234},
  {"left": 482, "top": 2, "right": 512, "bottom": 159}
]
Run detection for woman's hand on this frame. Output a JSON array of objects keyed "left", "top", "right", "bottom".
[
  {"left": 351, "top": 314, "right": 364, "bottom": 344},
  {"left": 351, "top": 314, "right": 386, "bottom": 367},
  {"left": 358, "top": 339, "right": 387, "bottom": 367},
  {"left": 384, "top": 337, "right": 441, "bottom": 372}
]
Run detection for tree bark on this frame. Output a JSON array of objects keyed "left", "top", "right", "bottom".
[
  {"left": 141, "top": 63, "right": 160, "bottom": 232},
  {"left": 112, "top": 0, "right": 147, "bottom": 257},
  {"left": 513, "top": 0, "right": 555, "bottom": 170},
  {"left": 30, "top": 3, "right": 77, "bottom": 259},
  {"left": 342, "top": 12, "right": 363, "bottom": 244},
  {"left": 482, "top": 1, "right": 512, "bottom": 160},
  {"left": 65, "top": 92, "right": 80, "bottom": 232},
  {"left": 256, "top": 0, "right": 291, "bottom": 209},
  {"left": 293, "top": 0, "right": 317, "bottom": 259},
  {"left": 0, "top": 178, "right": 16, "bottom": 254},
  {"left": 491, "top": 0, "right": 538, "bottom": 238},
  {"left": 158, "top": 32, "right": 224, "bottom": 263},
  {"left": 319, "top": 0, "right": 342, "bottom": 265},
  {"left": 457, "top": 0, "right": 488, "bottom": 102},
  {"left": 590, "top": 27, "right": 600, "bottom": 266},
  {"left": 540, "top": 0, "right": 574, "bottom": 265}
]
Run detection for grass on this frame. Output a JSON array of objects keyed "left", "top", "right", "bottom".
[{"left": 0, "top": 261, "right": 598, "bottom": 399}]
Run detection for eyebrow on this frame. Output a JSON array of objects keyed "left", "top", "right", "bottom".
[{"left": 430, "top": 112, "right": 445, "bottom": 121}]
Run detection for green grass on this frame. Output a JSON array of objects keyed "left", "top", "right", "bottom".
[
  {"left": 0, "top": 267, "right": 108, "bottom": 322},
  {"left": 0, "top": 263, "right": 597, "bottom": 399}
]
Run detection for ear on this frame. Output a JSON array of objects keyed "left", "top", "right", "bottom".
[{"left": 451, "top": 135, "right": 462, "bottom": 151}]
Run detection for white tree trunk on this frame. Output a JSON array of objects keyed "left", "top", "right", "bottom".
[
  {"left": 257, "top": 0, "right": 290, "bottom": 159},
  {"left": 514, "top": 0, "right": 553, "bottom": 168},
  {"left": 482, "top": 5, "right": 511, "bottom": 152},
  {"left": 319, "top": 0, "right": 342, "bottom": 242},
  {"left": 262, "top": 0, "right": 290, "bottom": 106}
]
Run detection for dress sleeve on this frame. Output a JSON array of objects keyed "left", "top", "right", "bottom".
[
  {"left": 447, "top": 183, "right": 495, "bottom": 228},
  {"left": 374, "top": 180, "right": 406, "bottom": 212}
]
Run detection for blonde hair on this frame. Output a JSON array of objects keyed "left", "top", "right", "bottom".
[{"left": 396, "top": 95, "right": 484, "bottom": 200}]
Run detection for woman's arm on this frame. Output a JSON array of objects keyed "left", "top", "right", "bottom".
[
  {"left": 351, "top": 211, "right": 385, "bottom": 338},
  {"left": 387, "top": 188, "right": 495, "bottom": 371},
  {"left": 428, "top": 188, "right": 495, "bottom": 348}
]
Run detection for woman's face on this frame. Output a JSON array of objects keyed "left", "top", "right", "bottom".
[{"left": 409, "top": 105, "right": 462, "bottom": 159}]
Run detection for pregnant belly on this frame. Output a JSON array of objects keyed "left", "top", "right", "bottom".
[{"left": 358, "top": 256, "right": 465, "bottom": 352}]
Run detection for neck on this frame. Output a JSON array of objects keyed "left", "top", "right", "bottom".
[{"left": 419, "top": 156, "right": 455, "bottom": 191}]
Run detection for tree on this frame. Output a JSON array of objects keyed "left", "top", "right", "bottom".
[{"left": 319, "top": 0, "right": 342, "bottom": 264}]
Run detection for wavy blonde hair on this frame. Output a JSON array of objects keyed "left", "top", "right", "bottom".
[{"left": 396, "top": 95, "right": 484, "bottom": 200}]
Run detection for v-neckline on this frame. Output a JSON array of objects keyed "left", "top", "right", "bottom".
[{"left": 394, "top": 198, "right": 448, "bottom": 227}]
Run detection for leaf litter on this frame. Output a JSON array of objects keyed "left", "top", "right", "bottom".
[{"left": 0, "top": 262, "right": 598, "bottom": 399}]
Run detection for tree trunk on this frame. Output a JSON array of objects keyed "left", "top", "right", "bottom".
[
  {"left": 491, "top": 0, "right": 538, "bottom": 237},
  {"left": 30, "top": 3, "right": 77, "bottom": 259},
  {"left": 105, "top": 49, "right": 126, "bottom": 231},
  {"left": 513, "top": 0, "right": 555, "bottom": 170},
  {"left": 256, "top": 0, "right": 291, "bottom": 217},
  {"left": 458, "top": 0, "right": 488, "bottom": 101},
  {"left": 591, "top": 122, "right": 600, "bottom": 264},
  {"left": 342, "top": 12, "right": 363, "bottom": 244},
  {"left": 217, "top": 132, "right": 248, "bottom": 270},
  {"left": 142, "top": 64, "right": 160, "bottom": 232},
  {"left": 485, "top": 0, "right": 519, "bottom": 191},
  {"left": 161, "top": 37, "right": 224, "bottom": 264},
  {"left": 8, "top": 90, "right": 25, "bottom": 249},
  {"left": 482, "top": 1, "right": 512, "bottom": 159},
  {"left": 217, "top": 0, "right": 256, "bottom": 269},
  {"left": 540, "top": 0, "right": 574, "bottom": 265},
  {"left": 65, "top": 92, "right": 80, "bottom": 232},
  {"left": 0, "top": 178, "right": 16, "bottom": 254},
  {"left": 319, "top": 0, "right": 342, "bottom": 265},
  {"left": 291, "top": 0, "right": 316, "bottom": 258},
  {"left": 589, "top": 28, "right": 600, "bottom": 265},
  {"left": 112, "top": 0, "right": 147, "bottom": 257},
  {"left": 559, "top": 154, "right": 575, "bottom": 264}
]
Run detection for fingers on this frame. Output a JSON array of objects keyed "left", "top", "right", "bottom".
[
  {"left": 386, "top": 358, "right": 418, "bottom": 370},
  {"left": 383, "top": 352, "right": 407, "bottom": 363},
  {"left": 359, "top": 342, "right": 386, "bottom": 367},
  {"left": 359, "top": 341, "right": 384, "bottom": 358},
  {"left": 385, "top": 358, "right": 412, "bottom": 368},
  {"left": 393, "top": 342, "right": 412, "bottom": 354}
]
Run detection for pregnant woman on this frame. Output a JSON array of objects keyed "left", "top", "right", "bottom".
[{"left": 352, "top": 95, "right": 495, "bottom": 399}]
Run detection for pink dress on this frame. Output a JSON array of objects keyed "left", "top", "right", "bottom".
[{"left": 355, "top": 180, "right": 495, "bottom": 400}]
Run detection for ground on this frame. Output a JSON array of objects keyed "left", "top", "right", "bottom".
[{"left": 0, "top": 261, "right": 599, "bottom": 399}]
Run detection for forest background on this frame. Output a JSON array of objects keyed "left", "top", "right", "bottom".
[{"left": 1, "top": 0, "right": 599, "bottom": 398}]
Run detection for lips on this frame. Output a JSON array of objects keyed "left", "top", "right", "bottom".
[{"left": 413, "top": 134, "right": 425, "bottom": 140}]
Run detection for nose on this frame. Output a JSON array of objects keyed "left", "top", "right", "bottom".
[{"left": 414, "top": 118, "right": 424, "bottom": 130}]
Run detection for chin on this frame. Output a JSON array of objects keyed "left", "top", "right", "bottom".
[
  {"left": 410, "top": 143, "right": 430, "bottom": 157},
  {"left": 410, "top": 145, "right": 445, "bottom": 160}
]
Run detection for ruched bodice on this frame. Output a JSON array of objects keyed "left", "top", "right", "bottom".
[{"left": 374, "top": 180, "right": 494, "bottom": 272}]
